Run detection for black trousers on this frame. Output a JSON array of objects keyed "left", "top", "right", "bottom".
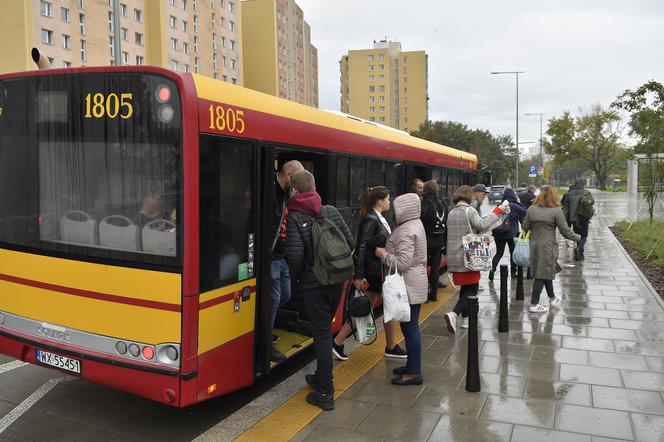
[
  {"left": 531, "top": 279, "right": 554, "bottom": 305},
  {"left": 492, "top": 238, "right": 516, "bottom": 274},
  {"left": 453, "top": 283, "right": 479, "bottom": 317},
  {"left": 428, "top": 247, "right": 443, "bottom": 299},
  {"left": 301, "top": 283, "right": 343, "bottom": 395}
]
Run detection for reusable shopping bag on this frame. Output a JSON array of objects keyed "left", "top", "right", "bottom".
[
  {"left": 382, "top": 263, "right": 411, "bottom": 323},
  {"left": 462, "top": 208, "right": 493, "bottom": 271},
  {"left": 512, "top": 230, "right": 531, "bottom": 267},
  {"left": 346, "top": 287, "right": 377, "bottom": 344}
]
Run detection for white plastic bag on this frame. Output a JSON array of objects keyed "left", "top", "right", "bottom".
[
  {"left": 382, "top": 263, "right": 411, "bottom": 323},
  {"left": 354, "top": 313, "right": 376, "bottom": 344}
]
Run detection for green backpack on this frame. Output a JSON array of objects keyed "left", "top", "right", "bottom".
[
  {"left": 576, "top": 192, "right": 595, "bottom": 220},
  {"left": 310, "top": 206, "right": 354, "bottom": 285}
]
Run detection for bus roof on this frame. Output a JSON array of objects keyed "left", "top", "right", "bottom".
[{"left": 191, "top": 74, "right": 477, "bottom": 170}]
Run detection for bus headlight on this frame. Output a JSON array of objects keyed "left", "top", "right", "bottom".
[
  {"left": 128, "top": 343, "right": 140, "bottom": 357},
  {"left": 115, "top": 341, "right": 127, "bottom": 355},
  {"left": 157, "top": 344, "right": 180, "bottom": 364},
  {"left": 158, "top": 104, "right": 174, "bottom": 123}
]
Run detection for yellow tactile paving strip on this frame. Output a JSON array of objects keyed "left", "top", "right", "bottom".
[{"left": 235, "top": 286, "right": 456, "bottom": 442}]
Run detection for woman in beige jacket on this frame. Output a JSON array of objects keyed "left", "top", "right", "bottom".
[{"left": 376, "top": 193, "right": 427, "bottom": 385}]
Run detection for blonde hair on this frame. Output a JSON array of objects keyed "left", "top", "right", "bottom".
[{"left": 532, "top": 185, "right": 561, "bottom": 207}]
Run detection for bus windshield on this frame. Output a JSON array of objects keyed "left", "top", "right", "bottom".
[{"left": 0, "top": 72, "right": 182, "bottom": 267}]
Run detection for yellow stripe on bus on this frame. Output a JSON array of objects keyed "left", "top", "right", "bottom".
[
  {"left": 0, "top": 249, "right": 181, "bottom": 305},
  {"left": 0, "top": 279, "right": 180, "bottom": 344},
  {"left": 191, "top": 74, "right": 477, "bottom": 168},
  {"left": 198, "top": 289, "right": 256, "bottom": 355}
]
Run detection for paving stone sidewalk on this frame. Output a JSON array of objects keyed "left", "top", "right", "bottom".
[{"left": 290, "top": 192, "right": 664, "bottom": 442}]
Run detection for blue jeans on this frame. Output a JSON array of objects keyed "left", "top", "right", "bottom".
[
  {"left": 400, "top": 303, "right": 422, "bottom": 376},
  {"left": 270, "top": 259, "right": 291, "bottom": 335}
]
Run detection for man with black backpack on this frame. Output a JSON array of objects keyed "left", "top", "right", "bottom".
[
  {"left": 421, "top": 180, "right": 448, "bottom": 301},
  {"left": 562, "top": 178, "right": 594, "bottom": 261},
  {"left": 285, "top": 169, "right": 355, "bottom": 411}
]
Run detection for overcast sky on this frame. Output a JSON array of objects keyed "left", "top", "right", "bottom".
[{"left": 297, "top": 0, "right": 663, "bottom": 157}]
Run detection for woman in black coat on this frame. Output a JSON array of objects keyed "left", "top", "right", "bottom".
[
  {"left": 420, "top": 180, "right": 448, "bottom": 301},
  {"left": 332, "top": 186, "right": 406, "bottom": 361},
  {"left": 489, "top": 187, "right": 527, "bottom": 280}
]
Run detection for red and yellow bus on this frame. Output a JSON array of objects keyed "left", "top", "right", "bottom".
[{"left": 0, "top": 66, "right": 478, "bottom": 407}]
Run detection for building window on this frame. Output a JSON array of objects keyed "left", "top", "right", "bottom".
[
  {"left": 212, "top": 33, "right": 217, "bottom": 50},
  {"left": 379, "top": 64, "right": 384, "bottom": 70},
  {"left": 194, "top": 36, "right": 199, "bottom": 53},
  {"left": 369, "top": 75, "right": 374, "bottom": 81},
  {"left": 171, "top": 60, "right": 178, "bottom": 71},
  {"left": 369, "top": 96, "right": 375, "bottom": 103},
  {"left": 230, "top": 39, "right": 236, "bottom": 51},
  {"left": 183, "top": 42, "right": 189, "bottom": 54},
  {"left": 369, "top": 106, "right": 375, "bottom": 112},
  {"left": 193, "top": 15, "right": 198, "bottom": 32},
  {"left": 61, "top": 7, "right": 70, "bottom": 22},
  {"left": 63, "top": 61, "right": 72, "bottom": 68},
  {"left": 379, "top": 54, "right": 384, "bottom": 60},
  {"left": 62, "top": 34, "right": 71, "bottom": 49},
  {"left": 222, "top": 55, "right": 226, "bottom": 67},
  {"left": 379, "top": 117, "right": 385, "bottom": 123},
  {"left": 231, "top": 78, "right": 237, "bottom": 85},
  {"left": 221, "top": 17, "right": 225, "bottom": 28},
  {"left": 379, "top": 75, "right": 385, "bottom": 81},
  {"left": 368, "top": 86, "right": 375, "bottom": 92},
  {"left": 368, "top": 54, "right": 374, "bottom": 61},
  {"left": 380, "top": 106, "right": 385, "bottom": 112},
  {"left": 169, "top": 0, "right": 176, "bottom": 5},
  {"left": 369, "top": 65, "right": 374, "bottom": 71},
  {"left": 231, "top": 59, "right": 236, "bottom": 70},
  {"left": 170, "top": 38, "right": 178, "bottom": 51},
  {"left": 47, "top": 57, "right": 55, "bottom": 65},
  {"left": 211, "top": 13, "right": 215, "bottom": 27},
  {"left": 121, "top": 27, "right": 128, "bottom": 41},
  {"left": 134, "top": 9, "right": 142, "bottom": 22},
  {"left": 182, "top": 0, "right": 188, "bottom": 9},
  {"left": 184, "top": 64, "right": 190, "bottom": 72},
  {"left": 80, "top": 40, "right": 87, "bottom": 60},
  {"left": 229, "top": 20, "right": 235, "bottom": 31},
  {"left": 182, "top": 20, "right": 188, "bottom": 32},
  {"left": 122, "top": 51, "right": 128, "bottom": 64},
  {"left": 193, "top": 0, "right": 197, "bottom": 10},
  {"left": 220, "top": 0, "right": 225, "bottom": 8},
  {"left": 40, "top": 1, "right": 52, "bottom": 16},
  {"left": 109, "top": 36, "right": 114, "bottom": 56},
  {"left": 169, "top": 15, "right": 177, "bottom": 28},
  {"left": 41, "top": 29, "right": 53, "bottom": 45},
  {"left": 229, "top": 1, "right": 235, "bottom": 12},
  {"left": 134, "top": 55, "right": 142, "bottom": 65},
  {"left": 369, "top": 117, "right": 375, "bottom": 122},
  {"left": 379, "top": 96, "right": 385, "bottom": 102},
  {"left": 221, "top": 36, "right": 226, "bottom": 48},
  {"left": 222, "top": 74, "right": 228, "bottom": 82},
  {"left": 404, "top": 87, "right": 407, "bottom": 93},
  {"left": 120, "top": 3, "right": 127, "bottom": 16},
  {"left": 213, "top": 53, "right": 218, "bottom": 70},
  {"left": 403, "top": 56, "right": 408, "bottom": 62},
  {"left": 379, "top": 85, "right": 385, "bottom": 92},
  {"left": 107, "top": 11, "right": 113, "bottom": 31},
  {"left": 194, "top": 57, "right": 199, "bottom": 73},
  {"left": 213, "top": 72, "right": 218, "bottom": 79},
  {"left": 79, "top": 14, "right": 85, "bottom": 34},
  {"left": 135, "top": 32, "right": 143, "bottom": 45},
  {"left": 79, "top": 0, "right": 85, "bottom": 8}
]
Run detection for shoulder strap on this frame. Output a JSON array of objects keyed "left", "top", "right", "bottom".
[
  {"left": 463, "top": 207, "right": 473, "bottom": 233},
  {"left": 271, "top": 198, "right": 286, "bottom": 252}
]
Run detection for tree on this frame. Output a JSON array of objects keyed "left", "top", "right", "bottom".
[
  {"left": 545, "top": 105, "right": 627, "bottom": 190},
  {"left": 412, "top": 120, "right": 516, "bottom": 184},
  {"left": 612, "top": 80, "right": 664, "bottom": 223}
]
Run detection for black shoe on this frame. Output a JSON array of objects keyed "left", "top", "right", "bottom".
[
  {"left": 385, "top": 344, "right": 408, "bottom": 359},
  {"left": 306, "top": 390, "right": 334, "bottom": 411},
  {"left": 488, "top": 270, "right": 494, "bottom": 281},
  {"left": 393, "top": 366, "right": 408, "bottom": 375},
  {"left": 270, "top": 347, "right": 286, "bottom": 363},
  {"left": 391, "top": 375, "right": 423, "bottom": 385},
  {"left": 272, "top": 334, "right": 280, "bottom": 344},
  {"left": 573, "top": 247, "right": 580, "bottom": 261},
  {"left": 579, "top": 252, "right": 585, "bottom": 261},
  {"left": 332, "top": 343, "right": 349, "bottom": 361},
  {"left": 305, "top": 373, "right": 319, "bottom": 388}
]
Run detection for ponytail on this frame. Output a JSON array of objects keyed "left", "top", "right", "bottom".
[{"left": 359, "top": 186, "right": 390, "bottom": 221}]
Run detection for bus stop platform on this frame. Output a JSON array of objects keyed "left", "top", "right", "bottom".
[{"left": 220, "top": 193, "right": 664, "bottom": 442}]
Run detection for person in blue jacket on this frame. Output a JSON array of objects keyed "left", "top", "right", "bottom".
[{"left": 488, "top": 188, "right": 527, "bottom": 280}]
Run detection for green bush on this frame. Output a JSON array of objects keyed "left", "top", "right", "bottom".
[{"left": 614, "top": 220, "right": 664, "bottom": 268}]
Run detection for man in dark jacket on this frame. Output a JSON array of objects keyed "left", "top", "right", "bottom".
[
  {"left": 562, "top": 178, "right": 594, "bottom": 261},
  {"left": 286, "top": 170, "right": 354, "bottom": 411},
  {"left": 421, "top": 180, "right": 448, "bottom": 301},
  {"left": 519, "top": 185, "right": 537, "bottom": 208},
  {"left": 270, "top": 160, "right": 304, "bottom": 362}
]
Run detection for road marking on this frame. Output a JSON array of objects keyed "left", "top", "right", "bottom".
[
  {"left": 0, "top": 377, "right": 72, "bottom": 434},
  {"left": 0, "top": 361, "right": 28, "bottom": 374}
]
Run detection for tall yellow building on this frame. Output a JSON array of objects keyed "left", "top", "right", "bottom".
[
  {"left": 340, "top": 40, "right": 428, "bottom": 132},
  {"left": 0, "top": 0, "right": 243, "bottom": 85},
  {"left": 241, "top": 0, "right": 318, "bottom": 107}
]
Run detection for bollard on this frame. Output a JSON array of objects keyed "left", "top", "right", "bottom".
[
  {"left": 466, "top": 295, "right": 481, "bottom": 392},
  {"left": 498, "top": 265, "right": 509, "bottom": 333},
  {"left": 516, "top": 266, "right": 524, "bottom": 300},
  {"left": 526, "top": 266, "right": 533, "bottom": 280}
]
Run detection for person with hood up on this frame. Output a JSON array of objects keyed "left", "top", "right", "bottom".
[
  {"left": 375, "top": 193, "right": 428, "bottom": 385},
  {"left": 562, "top": 178, "right": 594, "bottom": 261},
  {"left": 488, "top": 188, "right": 527, "bottom": 281},
  {"left": 285, "top": 170, "right": 354, "bottom": 411}
]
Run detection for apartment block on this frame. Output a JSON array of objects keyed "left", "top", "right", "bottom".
[
  {"left": 241, "top": 0, "right": 318, "bottom": 107},
  {"left": 0, "top": 0, "right": 242, "bottom": 85},
  {"left": 340, "top": 40, "right": 428, "bottom": 132}
]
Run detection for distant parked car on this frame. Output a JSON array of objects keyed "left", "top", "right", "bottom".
[{"left": 488, "top": 185, "right": 506, "bottom": 204}]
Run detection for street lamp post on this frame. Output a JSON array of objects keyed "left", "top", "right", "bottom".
[
  {"left": 525, "top": 112, "right": 545, "bottom": 185},
  {"left": 491, "top": 71, "right": 524, "bottom": 187}
]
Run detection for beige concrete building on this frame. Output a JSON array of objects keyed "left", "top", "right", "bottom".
[
  {"left": 0, "top": 0, "right": 243, "bottom": 85},
  {"left": 340, "top": 40, "right": 428, "bottom": 132},
  {"left": 241, "top": 0, "right": 318, "bottom": 107}
]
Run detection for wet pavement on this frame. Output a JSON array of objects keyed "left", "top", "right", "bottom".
[{"left": 289, "top": 191, "right": 664, "bottom": 442}]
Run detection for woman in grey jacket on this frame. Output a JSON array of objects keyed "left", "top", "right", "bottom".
[
  {"left": 444, "top": 186, "right": 508, "bottom": 334},
  {"left": 375, "top": 193, "right": 427, "bottom": 385},
  {"left": 522, "top": 185, "right": 580, "bottom": 313}
]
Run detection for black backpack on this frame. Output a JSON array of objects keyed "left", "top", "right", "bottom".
[
  {"left": 493, "top": 212, "right": 514, "bottom": 234},
  {"left": 426, "top": 199, "right": 446, "bottom": 237}
]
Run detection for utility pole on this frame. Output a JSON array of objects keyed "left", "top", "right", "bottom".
[
  {"left": 526, "top": 113, "right": 545, "bottom": 185},
  {"left": 112, "top": 0, "right": 121, "bottom": 66},
  {"left": 491, "top": 71, "right": 524, "bottom": 187}
]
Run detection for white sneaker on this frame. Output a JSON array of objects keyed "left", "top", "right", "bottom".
[
  {"left": 549, "top": 296, "right": 562, "bottom": 306},
  {"left": 444, "top": 311, "right": 458, "bottom": 334},
  {"left": 529, "top": 304, "right": 548, "bottom": 313},
  {"left": 460, "top": 317, "right": 469, "bottom": 329}
]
